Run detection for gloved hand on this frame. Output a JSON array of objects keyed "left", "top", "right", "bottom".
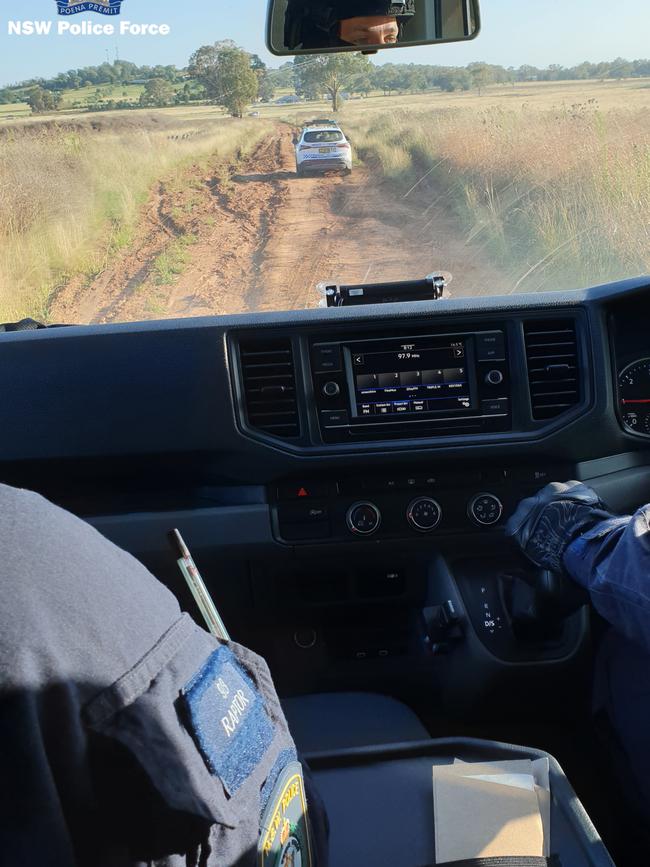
[{"left": 506, "top": 481, "right": 612, "bottom": 573}]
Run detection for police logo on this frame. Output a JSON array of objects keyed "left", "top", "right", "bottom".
[
  {"left": 279, "top": 836, "right": 302, "bottom": 867},
  {"left": 259, "top": 762, "right": 313, "bottom": 867},
  {"left": 56, "top": 0, "right": 124, "bottom": 15}
]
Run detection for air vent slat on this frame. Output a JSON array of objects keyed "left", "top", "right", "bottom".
[
  {"left": 527, "top": 341, "right": 576, "bottom": 349},
  {"left": 239, "top": 337, "right": 300, "bottom": 439},
  {"left": 241, "top": 349, "right": 292, "bottom": 356},
  {"left": 248, "top": 409, "right": 298, "bottom": 418},
  {"left": 524, "top": 319, "right": 580, "bottom": 421},
  {"left": 530, "top": 376, "right": 577, "bottom": 384},
  {"left": 525, "top": 329, "right": 574, "bottom": 336},
  {"left": 532, "top": 389, "right": 579, "bottom": 397}
]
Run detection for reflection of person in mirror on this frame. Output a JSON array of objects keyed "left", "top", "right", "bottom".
[
  {"left": 284, "top": 0, "right": 416, "bottom": 50},
  {"left": 339, "top": 14, "right": 399, "bottom": 45}
]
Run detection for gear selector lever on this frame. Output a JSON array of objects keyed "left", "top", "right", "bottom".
[
  {"left": 499, "top": 567, "right": 587, "bottom": 642},
  {"left": 453, "top": 558, "right": 586, "bottom": 662},
  {"left": 504, "top": 567, "right": 587, "bottom": 614}
]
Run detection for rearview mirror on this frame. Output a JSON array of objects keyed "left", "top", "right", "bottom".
[{"left": 267, "top": 0, "right": 480, "bottom": 56}]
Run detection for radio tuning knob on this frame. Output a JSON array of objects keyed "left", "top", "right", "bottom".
[
  {"left": 322, "top": 381, "right": 341, "bottom": 398},
  {"left": 485, "top": 370, "right": 504, "bottom": 386}
]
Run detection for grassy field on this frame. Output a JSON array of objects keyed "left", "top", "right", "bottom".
[
  {"left": 256, "top": 77, "right": 650, "bottom": 294},
  {"left": 0, "top": 102, "right": 30, "bottom": 119},
  {"left": 1, "top": 77, "right": 649, "bottom": 320},
  {"left": 325, "top": 77, "right": 650, "bottom": 294},
  {"left": 0, "top": 112, "right": 271, "bottom": 321},
  {"left": 252, "top": 76, "right": 650, "bottom": 120},
  {"left": 4, "top": 75, "right": 647, "bottom": 123},
  {"left": 0, "top": 80, "right": 194, "bottom": 120},
  {"left": 59, "top": 82, "right": 146, "bottom": 108}
]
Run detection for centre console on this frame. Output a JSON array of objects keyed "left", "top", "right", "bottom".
[
  {"left": 310, "top": 327, "right": 511, "bottom": 443},
  {"left": 270, "top": 463, "right": 569, "bottom": 544}
]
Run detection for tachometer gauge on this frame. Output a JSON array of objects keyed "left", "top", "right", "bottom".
[{"left": 618, "top": 358, "right": 650, "bottom": 436}]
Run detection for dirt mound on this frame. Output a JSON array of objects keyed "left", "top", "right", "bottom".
[{"left": 49, "top": 125, "right": 502, "bottom": 324}]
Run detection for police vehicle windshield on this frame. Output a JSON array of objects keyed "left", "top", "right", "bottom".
[{"left": 0, "top": 0, "right": 649, "bottom": 324}]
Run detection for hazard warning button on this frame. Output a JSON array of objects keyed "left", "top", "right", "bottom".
[{"left": 277, "top": 481, "right": 332, "bottom": 501}]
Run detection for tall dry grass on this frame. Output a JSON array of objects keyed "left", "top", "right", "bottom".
[
  {"left": 0, "top": 116, "right": 270, "bottom": 321},
  {"left": 347, "top": 104, "right": 650, "bottom": 293}
]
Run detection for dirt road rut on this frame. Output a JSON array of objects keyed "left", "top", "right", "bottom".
[{"left": 50, "top": 127, "right": 501, "bottom": 324}]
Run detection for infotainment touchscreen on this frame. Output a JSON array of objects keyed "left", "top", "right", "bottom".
[{"left": 348, "top": 337, "right": 473, "bottom": 418}]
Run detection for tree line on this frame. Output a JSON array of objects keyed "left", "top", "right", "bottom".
[
  {"left": 291, "top": 56, "right": 650, "bottom": 100},
  {"left": 0, "top": 60, "right": 182, "bottom": 101},
  {"left": 3, "top": 49, "right": 650, "bottom": 116}
]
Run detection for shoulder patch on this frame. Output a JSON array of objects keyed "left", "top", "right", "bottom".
[
  {"left": 259, "top": 761, "right": 313, "bottom": 867},
  {"left": 182, "top": 646, "right": 274, "bottom": 796}
]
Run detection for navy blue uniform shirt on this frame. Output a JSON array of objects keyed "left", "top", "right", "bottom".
[
  {"left": 0, "top": 484, "right": 326, "bottom": 867},
  {"left": 564, "top": 505, "right": 650, "bottom": 816}
]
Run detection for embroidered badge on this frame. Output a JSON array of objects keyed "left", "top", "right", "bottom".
[
  {"left": 182, "top": 646, "right": 274, "bottom": 795},
  {"left": 259, "top": 761, "right": 313, "bottom": 867}
]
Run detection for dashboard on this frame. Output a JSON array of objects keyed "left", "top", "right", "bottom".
[
  {"left": 1, "top": 276, "right": 650, "bottom": 713},
  {"left": 231, "top": 314, "right": 587, "bottom": 452}
]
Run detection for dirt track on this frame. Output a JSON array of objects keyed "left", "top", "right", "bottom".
[{"left": 50, "top": 126, "right": 502, "bottom": 324}]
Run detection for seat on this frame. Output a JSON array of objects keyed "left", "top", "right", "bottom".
[{"left": 281, "top": 691, "right": 429, "bottom": 753}]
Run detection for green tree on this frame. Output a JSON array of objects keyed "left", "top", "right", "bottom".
[
  {"left": 27, "top": 87, "right": 61, "bottom": 114},
  {"left": 174, "top": 82, "right": 196, "bottom": 105},
  {"left": 407, "top": 69, "right": 428, "bottom": 92},
  {"left": 350, "top": 71, "right": 372, "bottom": 97},
  {"left": 371, "top": 65, "right": 392, "bottom": 95},
  {"left": 435, "top": 69, "right": 471, "bottom": 92},
  {"left": 293, "top": 56, "right": 320, "bottom": 100},
  {"left": 258, "top": 73, "right": 275, "bottom": 102},
  {"left": 293, "top": 53, "right": 371, "bottom": 112},
  {"left": 272, "top": 62, "right": 295, "bottom": 90},
  {"left": 189, "top": 41, "right": 258, "bottom": 117},
  {"left": 372, "top": 63, "right": 407, "bottom": 95},
  {"left": 467, "top": 62, "right": 495, "bottom": 95},
  {"left": 516, "top": 64, "right": 539, "bottom": 82},
  {"left": 609, "top": 57, "right": 634, "bottom": 79},
  {"left": 139, "top": 77, "right": 175, "bottom": 107},
  {"left": 250, "top": 54, "right": 275, "bottom": 103}
]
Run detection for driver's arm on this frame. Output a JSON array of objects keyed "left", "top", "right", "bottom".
[
  {"left": 564, "top": 503, "right": 650, "bottom": 652},
  {"left": 507, "top": 481, "right": 650, "bottom": 652}
]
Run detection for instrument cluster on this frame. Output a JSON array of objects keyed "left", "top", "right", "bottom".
[{"left": 618, "top": 357, "right": 650, "bottom": 437}]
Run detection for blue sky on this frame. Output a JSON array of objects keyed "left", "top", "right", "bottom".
[{"left": 2, "top": 0, "right": 650, "bottom": 86}]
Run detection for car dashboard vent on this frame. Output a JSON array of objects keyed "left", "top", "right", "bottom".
[
  {"left": 524, "top": 319, "right": 580, "bottom": 420},
  {"left": 239, "top": 337, "right": 300, "bottom": 438}
]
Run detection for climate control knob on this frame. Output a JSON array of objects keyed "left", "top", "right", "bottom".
[
  {"left": 468, "top": 492, "right": 503, "bottom": 527},
  {"left": 346, "top": 501, "right": 381, "bottom": 536},
  {"left": 407, "top": 496, "right": 442, "bottom": 532}
]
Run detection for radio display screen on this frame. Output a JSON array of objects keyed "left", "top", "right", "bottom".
[{"left": 349, "top": 338, "right": 473, "bottom": 418}]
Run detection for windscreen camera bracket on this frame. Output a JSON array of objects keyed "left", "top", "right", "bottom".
[{"left": 321, "top": 272, "right": 451, "bottom": 308}]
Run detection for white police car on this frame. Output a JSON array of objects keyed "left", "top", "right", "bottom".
[{"left": 294, "top": 120, "right": 352, "bottom": 176}]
